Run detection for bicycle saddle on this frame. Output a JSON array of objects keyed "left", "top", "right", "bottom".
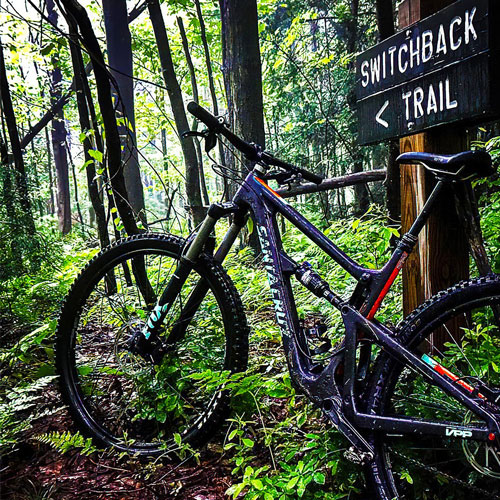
[{"left": 396, "top": 150, "right": 495, "bottom": 181}]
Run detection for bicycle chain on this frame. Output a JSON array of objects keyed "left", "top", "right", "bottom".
[{"left": 392, "top": 449, "right": 500, "bottom": 499}]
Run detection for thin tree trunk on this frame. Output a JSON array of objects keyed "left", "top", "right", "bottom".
[
  {"left": 102, "top": 0, "right": 146, "bottom": 225},
  {"left": 66, "top": 137, "right": 85, "bottom": 232},
  {"left": 177, "top": 16, "right": 209, "bottom": 206},
  {"left": 0, "top": 133, "right": 14, "bottom": 222},
  {"left": 346, "top": 0, "right": 369, "bottom": 215},
  {"left": 147, "top": 0, "right": 204, "bottom": 226},
  {"left": 66, "top": 17, "right": 111, "bottom": 250},
  {"left": 25, "top": 115, "right": 43, "bottom": 217},
  {"left": 47, "top": 0, "right": 72, "bottom": 235},
  {"left": 194, "top": 0, "right": 226, "bottom": 173},
  {"left": 0, "top": 41, "right": 35, "bottom": 232},
  {"left": 45, "top": 127, "right": 55, "bottom": 215},
  {"left": 375, "top": 0, "right": 400, "bottom": 227}
]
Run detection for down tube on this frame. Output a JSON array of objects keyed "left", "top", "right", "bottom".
[{"left": 250, "top": 199, "right": 314, "bottom": 384}]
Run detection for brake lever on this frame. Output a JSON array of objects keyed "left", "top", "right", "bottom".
[
  {"left": 181, "top": 130, "right": 206, "bottom": 139},
  {"left": 181, "top": 129, "right": 218, "bottom": 153}
]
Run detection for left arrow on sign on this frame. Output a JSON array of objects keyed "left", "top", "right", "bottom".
[{"left": 376, "top": 100, "right": 389, "bottom": 128}]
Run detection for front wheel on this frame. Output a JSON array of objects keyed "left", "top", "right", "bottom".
[
  {"left": 56, "top": 233, "right": 249, "bottom": 456},
  {"left": 367, "top": 275, "right": 500, "bottom": 500}
]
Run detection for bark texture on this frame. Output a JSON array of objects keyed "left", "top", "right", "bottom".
[{"left": 219, "top": 0, "right": 265, "bottom": 251}]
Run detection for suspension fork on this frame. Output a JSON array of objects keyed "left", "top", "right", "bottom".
[{"left": 142, "top": 203, "right": 247, "bottom": 344}]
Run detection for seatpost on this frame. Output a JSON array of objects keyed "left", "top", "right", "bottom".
[{"left": 406, "top": 178, "right": 447, "bottom": 238}]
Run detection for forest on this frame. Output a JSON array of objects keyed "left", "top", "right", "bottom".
[{"left": 1, "top": 0, "right": 500, "bottom": 499}]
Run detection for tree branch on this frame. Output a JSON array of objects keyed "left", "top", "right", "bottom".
[
  {"left": 19, "top": 0, "right": 147, "bottom": 151},
  {"left": 276, "top": 169, "right": 386, "bottom": 198}
]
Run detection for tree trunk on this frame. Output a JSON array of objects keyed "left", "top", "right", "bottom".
[
  {"left": 219, "top": 0, "right": 265, "bottom": 251},
  {"left": 0, "top": 41, "right": 35, "bottom": 232},
  {"left": 194, "top": 0, "right": 226, "bottom": 174},
  {"left": 375, "top": 0, "right": 401, "bottom": 228},
  {"left": 147, "top": 0, "right": 204, "bottom": 226},
  {"left": 47, "top": 0, "right": 72, "bottom": 235},
  {"left": 0, "top": 132, "right": 14, "bottom": 222},
  {"left": 376, "top": 0, "right": 395, "bottom": 39},
  {"left": 66, "top": 16, "right": 111, "bottom": 250},
  {"left": 58, "top": 0, "right": 140, "bottom": 237},
  {"left": 102, "top": 0, "right": 146, "bottom": 225},
  {"left": 45, "top": 127, "right": 55, "bottom": 215},
  {"left": 177, "top": 16, "right": 209, "bottom": 206},
  {"left": 66, "top": 137, "right": 85, "bottom": 231},
  {"left": 345, "top": 0, "right": 369, "bottom": 216}
]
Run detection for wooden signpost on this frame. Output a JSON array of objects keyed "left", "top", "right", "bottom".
[
  {"left": 356, "top": 0, "right": 500, "bottom": 324},
  {"left": 357, "top": 0, "right": 499, "bottom": 145}
]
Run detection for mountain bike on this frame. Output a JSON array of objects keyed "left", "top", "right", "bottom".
[{"left": 56, "top": 101, "right": 500, "bottom": 499}]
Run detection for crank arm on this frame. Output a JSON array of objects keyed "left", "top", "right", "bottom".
[{"left": 323, "top": 396, "right": 375, "bottom": 460}]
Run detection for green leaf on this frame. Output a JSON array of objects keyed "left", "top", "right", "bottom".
[
  {"left": 247, "top": 217, "right": 254, "bottom": 235},
  {"left": 226, "top": 482, "right": 246, "bottom": 499},
  {"left": 251, "top": 479, "right": 263, "bottom": 490},
  {"left": 242, "top": 438, "right": 254, "bottom": 448},
  {"left": 41, "top": 43, "right": 54, "bottom": 56},
  {"left": 78, "top": 365, "right": 93, "bottom": 376},
  {"left": 88, "top": 149, "right": 103, "bottom": 163},
  {"left": 287, "top": 476, "right": 299, "bottom": 489},
  {"left": 313, "top": 472, "right": 325, "bottom": 485}
]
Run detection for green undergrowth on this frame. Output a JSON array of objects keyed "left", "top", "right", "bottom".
[{"left": 1, "top": 206, "right": 402, "bottom": 498}]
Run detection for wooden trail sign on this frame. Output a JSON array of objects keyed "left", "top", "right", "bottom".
[{"left": 356, "top": 0, "right": 500, "bottom": 145}]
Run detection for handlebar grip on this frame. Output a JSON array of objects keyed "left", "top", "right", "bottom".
[{"left": 187, "top": 101, "right": 221, "bottom": 131}]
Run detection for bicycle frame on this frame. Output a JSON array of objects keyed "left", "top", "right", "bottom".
[{"left": 146, "top": 166, "right": 500, "bottom": 455}]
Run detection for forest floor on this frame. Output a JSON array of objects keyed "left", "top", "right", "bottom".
[
  {"left": 0, "top": 316, "right": 233, "bottom": 500},
  {"left": 2, "top": 399, "right": 234, "bottom": 500},
  {"left": 0, "top": 315, "right": 368, "bottom": 500}
]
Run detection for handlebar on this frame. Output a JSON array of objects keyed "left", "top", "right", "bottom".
[{"left": 187, "top": 101, "right": 323, "bottom": 185}]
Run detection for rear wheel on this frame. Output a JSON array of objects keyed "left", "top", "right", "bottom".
[
  {"left": 56, "top": 234, "right": 249, "bottom": 456},
  {"left": 367, "top": 276, "right": 500, "bottom": 500}
]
